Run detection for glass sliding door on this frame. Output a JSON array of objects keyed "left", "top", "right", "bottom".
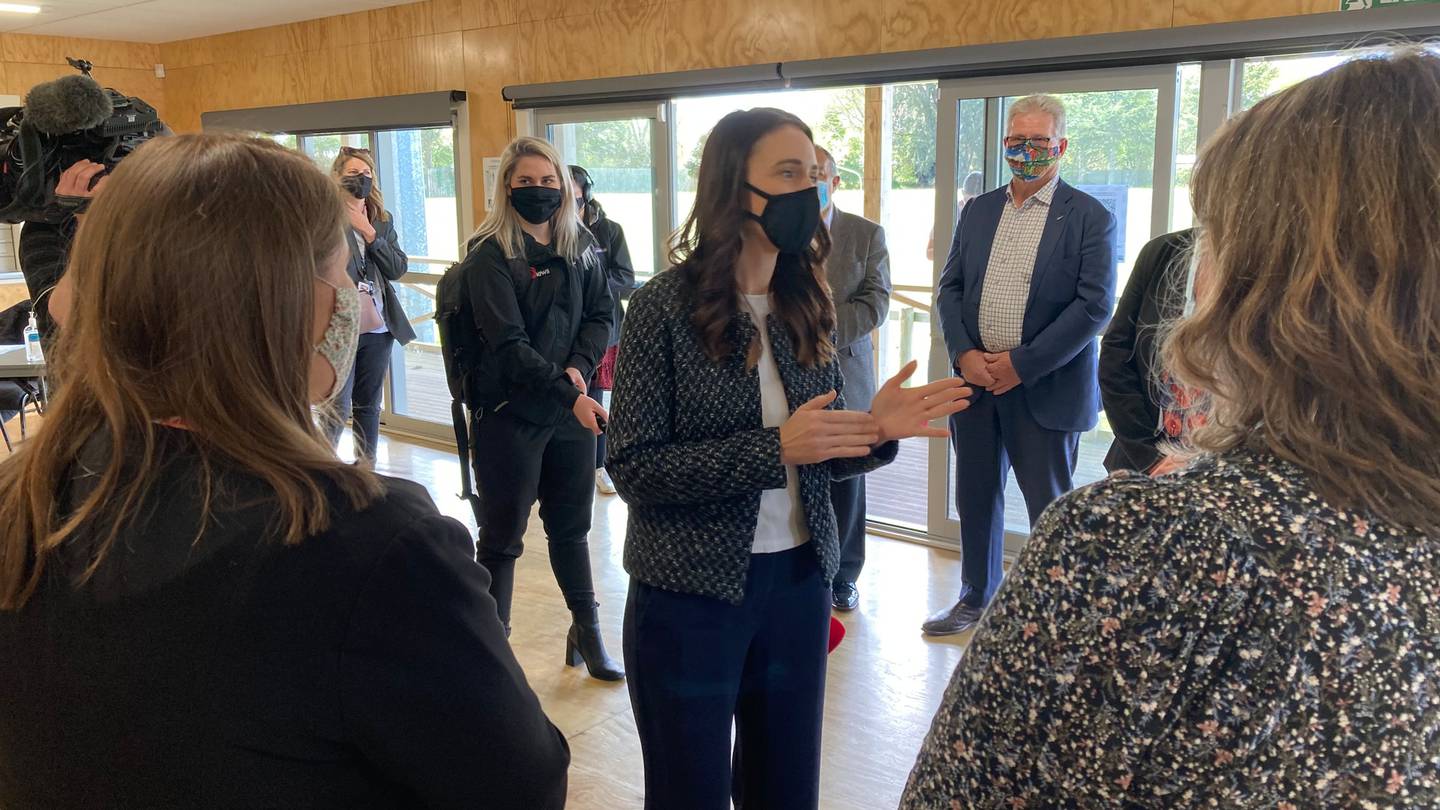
[
  {"left": 534, "top": 102, "right": 672, "bottom": 279},
  {"left": 868, "top": 81, "right": 944, "bottom": 530},
  {"left": 375, "top": 126, "right": 463, "bottom": 441},
  {"left": 933, "top": 66, "right": 1179, "bottom": 548}
]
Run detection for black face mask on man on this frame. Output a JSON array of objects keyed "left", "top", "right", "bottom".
[
  {"left": 340, "top": 174, "right": 372, "bottom": 200},
  {"left": 745, "top": 183, "right": 819, "bottom": 255},
  {"left": 510, "top": 186, "right": 563, "bottom": 225}
]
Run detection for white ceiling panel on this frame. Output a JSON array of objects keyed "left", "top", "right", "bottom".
[{"left": 0, "top": 0, "right": 421, "bottom": 43}]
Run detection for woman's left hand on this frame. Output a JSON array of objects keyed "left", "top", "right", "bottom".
[
  {"left": 347, "top": 202, "right": 377, "bottom": 243},
  {"left": 869, "top": 360, "right": 973, "bottom": 444}
]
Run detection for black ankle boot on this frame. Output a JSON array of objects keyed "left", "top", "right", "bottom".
[{"left": 566, "top": 604, "right": 624, "bottom": 682}]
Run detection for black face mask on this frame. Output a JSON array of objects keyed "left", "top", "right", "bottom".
[
  {"left": 340, "top": 174, "right": 372, "bottom": 200},
  {"left": 745, "top": 183, "right": 819, "bottom": 255},
  {"left": 510, "top": 186, "right": 563, "bottom": 225}
]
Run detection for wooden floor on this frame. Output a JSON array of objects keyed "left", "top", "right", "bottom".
[
  {"left": 363, "top": 432, "right": 976, "bottom": 810},
  {"left": 2, "top": 420, "right": 978, "bottom": 808}
]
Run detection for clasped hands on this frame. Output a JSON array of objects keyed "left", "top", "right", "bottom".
[
  {"left": 780, "top": 360, "right": 972, "bottom": 466},
  {"left": 957, "top": 349, "right": 1020, "bottom": 396}
]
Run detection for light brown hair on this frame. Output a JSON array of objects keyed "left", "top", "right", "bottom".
[
  {"left": 671, "top": 108, "right": 835, "bottom": 367},
  {"left": 0, "top": 133, "right": 383, "bottom": 609},
  {"left": 330, "top": 145, "right": 389, "bottom": 222},
  {"left": 1165, "top": 45, "right": 1440, "bottom": 531}
]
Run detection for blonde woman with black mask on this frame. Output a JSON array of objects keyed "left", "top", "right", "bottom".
[
  {"left": 457, "top": 135, "right": 621, "bottom": 680},
  {"left": 0, "top": 134, "right": 568, "bottom": 809}
]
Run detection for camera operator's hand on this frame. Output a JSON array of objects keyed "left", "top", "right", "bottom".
[{"left": 57, "top": 160, "right": 109, "bottom": 199}]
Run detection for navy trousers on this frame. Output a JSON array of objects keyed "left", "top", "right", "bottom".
[
  {"left": 324, "top": 332, "right": 393, "bottom": 462},
  {"left": 624, "top": 545, "right": 830, "bottom": 810},
  {"left": 950, "top": 386, "right": 1080, "bottom": 608}
]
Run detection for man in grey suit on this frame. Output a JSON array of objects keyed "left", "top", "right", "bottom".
[{"left": 816, "top": 145, "right": 892, "bottom": 612}]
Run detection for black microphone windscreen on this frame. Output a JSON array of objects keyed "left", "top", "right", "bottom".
[{"left": 24, "top": 74, "right": 112, "bottom": 136}]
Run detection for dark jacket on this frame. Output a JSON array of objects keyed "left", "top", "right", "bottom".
[
  {"left": 0, "top": 429, "right": 569, "bottom": 809},
  {"left": 345, "top": 217, "right": 417, "bottom": 345},
  {"left": 461, "top": 229, "right": 613, "bottom": 426},
  {"left": 607, "top": 269, "right": 899, "bottom": 605},
  {"left": 1099, "top": 229, "right": 1193, "bottom": 473},
  {"left": 583, "top": 203, "right": 636, "bottom": 346},
  {"left": 825, "top": 208, "right": 891, "bottom": 412},
  {"left": 17, "top": 219, "right": 76, "bottom": 342},
  {"left": 936, "top": 180, "right": 1117, "bottom": 433}
]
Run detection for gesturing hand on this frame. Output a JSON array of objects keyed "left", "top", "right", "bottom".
[
  {"left": 780, "top": 391, "right": 881, "bottom": 466},
  {"left": 870, "top": 360, "right": 973, "bottom": 443},
  {"left": 572, "top": 394, "right": 607, "bottom": 436}
]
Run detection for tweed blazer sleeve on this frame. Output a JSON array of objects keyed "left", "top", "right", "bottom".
[{"left": 606, "top": 281, "right": 790, "bottom": 507}]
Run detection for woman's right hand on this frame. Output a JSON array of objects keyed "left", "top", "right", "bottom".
[
  {"left": 780, "top": 391, "right": 880, "bottom": 466},
  {"left": 572, "top": 394, "right": 608, "bottom": 436}
]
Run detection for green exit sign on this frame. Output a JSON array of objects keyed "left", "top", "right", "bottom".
[{"left": 1341, "top": 0, "right": 1440, "bottom": 8}]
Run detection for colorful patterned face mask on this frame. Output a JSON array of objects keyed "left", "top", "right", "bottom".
[{"left": 1004, "top": 139, "right": 1062, "bottom": 181}]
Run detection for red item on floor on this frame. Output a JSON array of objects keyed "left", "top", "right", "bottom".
[{"left": 828, "top": 616, "right": 846, "bottom": 653}]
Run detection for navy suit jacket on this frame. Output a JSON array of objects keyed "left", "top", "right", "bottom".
[{"left": 937, "top": 179, "right": 1117, "bottom": 433}]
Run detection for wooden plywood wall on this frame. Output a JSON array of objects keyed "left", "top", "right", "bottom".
[
  {"left": 0, "top": 34, "right": 164, "bottom": 117},
  {"left": 157, "top": 0, "right": 1338, "bottom": 228}
]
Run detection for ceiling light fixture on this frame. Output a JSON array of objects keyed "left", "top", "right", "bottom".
[{"left": 0, "top": 3, "right": 41, "bottom": 13}]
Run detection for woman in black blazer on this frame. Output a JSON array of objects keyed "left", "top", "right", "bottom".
[
  {"left": 607, "top": 108, "right": 970, "bottom": 810},
  {"left": 1098, "top": 228, "right": 1194, "bottom": 473},
  {"left": 326, "top": 145, "right": 418, "bottom": 463},
  {"left": 0, "top": 134, "right": 568, "bottom": 809}
]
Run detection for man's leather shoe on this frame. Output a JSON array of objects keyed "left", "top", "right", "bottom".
[
  {"left": 921, "top": 600, "right": 984, "bottom": 636},
  {"left": 832, "top": 581, "right": 859, "bottom": 612}
]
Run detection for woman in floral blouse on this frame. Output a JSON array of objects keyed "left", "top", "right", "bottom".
[{"left": 903, "top": 46, "right": 1440, "bottom": 809}]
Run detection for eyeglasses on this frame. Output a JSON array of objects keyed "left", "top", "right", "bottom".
[
  {"left": 1003, "top": 136, "right": 1055, "bottom": 150},
  {"left": 339, "top": 146, "right": 371, "bottom": 156}
]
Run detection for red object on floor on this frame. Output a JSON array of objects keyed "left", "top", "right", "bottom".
[{"left": 827, "top": 616, "right": 846, "bottom": 653}]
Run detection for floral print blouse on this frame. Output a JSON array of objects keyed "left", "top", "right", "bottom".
[{"left": 902, "top": 448, "right": 1439, "bottom": 809}]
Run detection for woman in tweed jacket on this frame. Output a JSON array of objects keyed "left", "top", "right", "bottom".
[{"left": 606, "top": 108, "right": 970, "bottom": 810}]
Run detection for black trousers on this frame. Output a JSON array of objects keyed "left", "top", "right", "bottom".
[
  {"left": 831, "top": 475, "right": 867, "bottom": 585},
  {"left": 472, "top": 409, "right": 598, "bottom": 625},
  {"left": 325, "top": 332, "right": 393, "bottom": 461},
  {"left": 624, "top": 545, "right": 830, "bottom": 810}
]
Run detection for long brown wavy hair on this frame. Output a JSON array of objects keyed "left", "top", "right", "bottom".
[
  {"left": 330, "top": 144, "right": 390, "bottom": 222},
  {"left": 670, "top": 108, "right": 835, "bottom": 367},
  {"left": 0, "top": 134, "right": 383, "bottom": 609},
  {"left": 1164, "top": 45, "right": 1440, "bottom": 532}
]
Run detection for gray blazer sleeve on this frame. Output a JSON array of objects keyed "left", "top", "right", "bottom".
[{"left": 835, "top": 222, "right": 892, "bottom": 349}]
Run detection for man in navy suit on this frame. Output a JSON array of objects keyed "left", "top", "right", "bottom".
[{"left": 925, "top": 94, "right": 1116, "bottom": 636}]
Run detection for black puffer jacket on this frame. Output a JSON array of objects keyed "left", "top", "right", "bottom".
[
  {"left": 607, "top": 268, "right": 899, "bottom": 605},
  {"left": 460, "top": 229, "right": 613, "bottom": 426}
]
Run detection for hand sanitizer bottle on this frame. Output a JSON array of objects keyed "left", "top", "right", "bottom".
[{"left": 23, "top": 314, "right": 42, "bottom": 363}]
